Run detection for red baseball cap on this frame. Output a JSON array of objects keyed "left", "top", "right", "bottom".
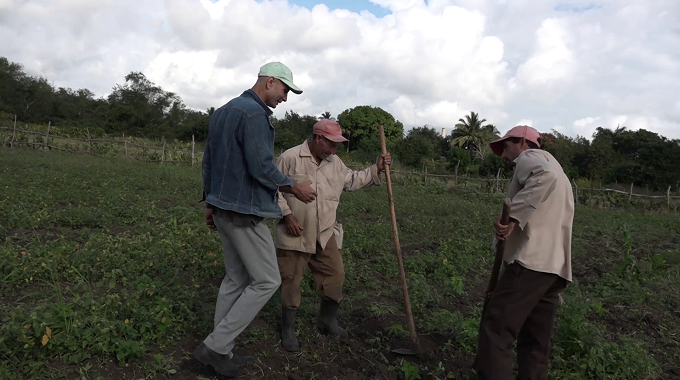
[
  {"left": 489, "top": 125, "right": 541, "bottom": 156},
  {"left": 313, "top": 119, "right": 348, "bottom": 143}
]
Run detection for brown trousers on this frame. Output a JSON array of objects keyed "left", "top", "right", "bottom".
[
  {"left": 476, "top": 263, "right": 568, "bottom": 380},
  {"left": 276, "top": 235, "right": 344, "bottom": 309}
]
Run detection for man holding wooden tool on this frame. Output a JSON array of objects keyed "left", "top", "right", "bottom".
[
  {"left": 275, "top": 119, "right": 391, "bottom": 351},
  {"left": 475, "top": 125, "right": 574, "bottom": 380}
]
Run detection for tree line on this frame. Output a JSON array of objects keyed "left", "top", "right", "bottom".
[
  {"left": 2, "top": 56, "right": 679, "bottom": 190},
  {"left": 0, "top": 57, "right": 210, "bottom": 141}
]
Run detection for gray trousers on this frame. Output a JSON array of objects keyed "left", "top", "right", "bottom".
[{"left": 202, "top": 212, "right": 281, "bottom": 355}]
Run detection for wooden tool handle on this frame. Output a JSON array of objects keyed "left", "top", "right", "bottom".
[
  {"left": 487, "top": 198, "right": 512, "bottom": 294},
  {"left": 378, "top": 125, "right": 420, "bottom": 352}
]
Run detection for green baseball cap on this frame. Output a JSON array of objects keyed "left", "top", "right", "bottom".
[{"left": 258, "top": 62, "right": 303, "bottom": 94}]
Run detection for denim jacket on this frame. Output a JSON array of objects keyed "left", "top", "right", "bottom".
[{"left": 202, "top": 89, "right": 293, "bottom": 218}]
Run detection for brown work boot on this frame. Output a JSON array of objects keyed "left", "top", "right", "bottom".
[
  {"left": 281, "top": 307, "right": 300, "bottom": 351},
  {"left": 317, "top": 299, "right": 348, "bottom": 340},
  {"left": 193, "top": 342, "right": 240, "bottom": 378}
]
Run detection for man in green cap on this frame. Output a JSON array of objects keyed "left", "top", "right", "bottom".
[{"left": 194, "top": 61, "right": 315, "bottom": 378}]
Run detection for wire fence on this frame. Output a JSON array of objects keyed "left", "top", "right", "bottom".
[
  {"left": 0, "top": 119, "right": 203, "bottom": 165},
  {"left": 351, "top": 164, "right": 679, "bottom": 212},
  {"left": 2, "top": 119, "right": 678, "bottom": 211}
]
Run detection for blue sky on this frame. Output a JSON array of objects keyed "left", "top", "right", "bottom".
[{"left": 280, "top": 0, "right": 391, "bottom": 16}]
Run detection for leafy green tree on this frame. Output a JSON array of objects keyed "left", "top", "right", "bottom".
[
  {"left": 447, "top": 146, "right": 472, "bottom": 172},
  {"left": 396, "top": 126, "right": 443, "bottom": 167},
  {"left": 607, "top": 129, "right": 680, "bottom": 190},
  {"left": 337, "top": 105, "right": 404, "bottom": 152},
  {"left": 273, "top": 111, "right": 318, "bottom": 151},
  {"left": 541, "top": 130, "right": 590, "bottom": 179},
  {"left": 478, "top": 152, "right": 510, "bottom": 178},
  {"left": 18, "top": 76, "right": 54, "bottom": 121},
  {"left": 107, "top": 72, "right": 183, "bottom": 136},
  {"left": 0, "top": 57, "right": 26, "bottom": 116},
  {"left": 51, "top": 88, "right": 105, "bottom": 129},
  {"left": 587, "top": 126, "right": 625, "bottom": 180},
  {"left": 177, "top": 109, "right": 209, "bottom": 141}
]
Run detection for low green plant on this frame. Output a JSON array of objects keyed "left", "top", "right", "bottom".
[{"left": 400, "top": 359, "right": 421, "bottom": 380}]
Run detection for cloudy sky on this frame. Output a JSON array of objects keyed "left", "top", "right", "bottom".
[{"left": 1, "top": 0, "right": 679, "bottom": 139}]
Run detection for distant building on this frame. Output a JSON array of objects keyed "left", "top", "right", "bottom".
[{"left": 441, "top": 128, "right": 446, "bottom": 138}]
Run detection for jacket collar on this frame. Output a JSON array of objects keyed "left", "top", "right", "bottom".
[{"left": 242, "top": 89, "right": 273, "bottom": 117}]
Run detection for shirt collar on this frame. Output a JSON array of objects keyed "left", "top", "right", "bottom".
[
  {"left": 242, "top": 89, "right": 273, "bottom": 117},
  {"left": 513, "top": 149, "right": 531, "bottom": 164},
  {"left": 300, "top": 140, "right": 313, "bottom": 157},
  {"left": 300, "top": 139, "right": 334, "bottom": 163}
]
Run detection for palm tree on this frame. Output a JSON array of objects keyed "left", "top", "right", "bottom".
[
  {"left": 482, "top": 124, "right": 500, "bottom": 139},
  {"left": 451, "top": 112, "right": 497, "bottom": 159},
  {"left": 473, "top": 124, "right": 501, "bottom": 159},
  {"left": 320, "top": 111, "right": 333, "bottom": 120}
]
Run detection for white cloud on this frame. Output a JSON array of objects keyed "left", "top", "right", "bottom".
[
  {"left": 571, "top": 116, "right": 602, "bottom": 139},
  {"left": 0, "top": 0, "right": 679, "bottom": 139},
  {"left": 605, "top": 115, "right": 680, "bottom": 140},
  {"left": 389, "top": 96, "right": 465, "bottom": 128},
  {"left": 573, "top": 117, "right": 600, "bottom": 128},
  {"left": 515, "top": 18, "right": 575, "bottom": 90}
]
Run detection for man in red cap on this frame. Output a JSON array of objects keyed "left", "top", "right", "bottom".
[
  {"left": 274, "top": 118, "right": 392, "bottom": 351},
  {"left": 475, "top": 125, "right": 574, "bottom": 380}
]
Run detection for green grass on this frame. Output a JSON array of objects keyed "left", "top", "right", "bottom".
[{"left": 1, "top": 147, "right": 678, "bottom": 379}]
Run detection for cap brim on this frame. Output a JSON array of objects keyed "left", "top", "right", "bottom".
[
  {"left": 325, "top": 134, "right": 348, "bottom": 143},
  {"left": 279, "top": 78, "right": 302, "bottom": 94},
  {"left": 489, "top": 137, "right": 507, "bottom": 156}
]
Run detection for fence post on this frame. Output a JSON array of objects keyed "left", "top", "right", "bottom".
[
  {"left": 496, "top": 168, "right": 502, "bottom": 193},
  {"left": 424, "top": 166, "right": 428, "bottom": 187},
  {"left": 124, "top": 133, "right": 128, "bottom": 157},
  {"left": 629, "top": 183, "right": 633, "bottom": 201},
  {"left": 191, "top": 134, "right": 195, "bottom": 166},
  {"left": 10, "top": 114, "right": 17, "bottom": 147},
  {"left": 44, "top": 121, "right": 51, "bottom": 151},
  {"left": 668, "top": 186, "right": 672, "bottom": 211},
  {"left": 572, "top": 179, "right": 579, "bottom": 204},
  {"left": 86, "top": 128, "right": 91, "bottom": 153},
  {"left": 161, "top": 137, "right": 166, "bottom": 163},
  {"left": 454, "top": 161, "right": 459, "bottom": 185}
]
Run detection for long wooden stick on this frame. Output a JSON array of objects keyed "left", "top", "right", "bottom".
[
  {"left": 378, "top": 125, "right": 421, "bottom": 353},
  {"left": 481, "top": 198, "right": 512, "bottom": 319}
]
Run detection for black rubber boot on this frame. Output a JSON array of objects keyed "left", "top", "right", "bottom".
[
  {"left": 317, "top": 299, "right": 348, "bottom": 340},
  {"left": 281, "top": 307, "right": 300, "bottom": 352},
  {"left": 193, "top": 342, "right": 240, "bottom": 378},
  {"left": 231, "top": 354, "right": 255, "bottom": 368}
]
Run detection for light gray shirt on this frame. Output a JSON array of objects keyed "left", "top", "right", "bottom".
[{"left": 502, "top": 149, "right": 574, "bottom": 281}]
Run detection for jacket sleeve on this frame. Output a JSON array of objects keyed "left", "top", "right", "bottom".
[
  {"left": 510, "top": 157, "right": 557, "bottom": 230},
  {"left": 242, "top": 114, "right": 293, "bottom": 190},
  {"left": 276, "top": 153, "right": 293, "bottom": 216},
  {"left": 201, "top": 122, "right": 213, "bottom": 201},
  {"left": 341, "top": 161, "right": 382, "bottom": 192}
]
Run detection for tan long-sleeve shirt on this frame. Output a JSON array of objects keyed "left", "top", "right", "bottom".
[
  {"left": 502, "top": 149, "right": 574, "bottom": 281},
  {"left": 275, "top": 141, "right": 381, "bottom": 254}
]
